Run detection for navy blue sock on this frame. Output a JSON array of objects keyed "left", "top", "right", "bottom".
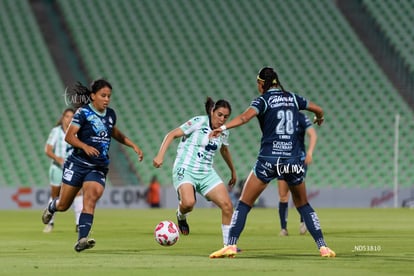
[
  {"left": 48, "top": 198, "right": 58, "bottom": 213},
  {"left": 297, "top": 203, "right": 326, "bottom": 248},
  {"left": 278, "top": 202, "right": 288, "bottom": 229},
  {"left": 78, "top": 213, "right": 94, "bottom": 240},
  {"left": 227, "top": 201, "right": 252, "bottom": 245}
]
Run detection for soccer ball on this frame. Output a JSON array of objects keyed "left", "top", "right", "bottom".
[{"left": 154, "top": 220, "right": 180, "bottom": 246}]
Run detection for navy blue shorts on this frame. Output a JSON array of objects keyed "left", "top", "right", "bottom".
[
  {"left": 62, "top": 160, "right": 108, "bottom": 187},
  {"left": 254, "top": 156, "right": 305, "bottom": 185}
]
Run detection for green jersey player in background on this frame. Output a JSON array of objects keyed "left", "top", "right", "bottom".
[{"left": 43, "top": 108, "right": 83, "bottom": 233}]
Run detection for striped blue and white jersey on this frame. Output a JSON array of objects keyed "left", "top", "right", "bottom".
[{"left": 173, "top": 115, "right": 229, "bottom": 173}]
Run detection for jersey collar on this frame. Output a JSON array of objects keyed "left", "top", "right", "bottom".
[
  {"left": 267, "top": 88, "right": 283, "bottom": 93},
  {"left": 89, "top": 103, "right": 107, "bottom": 117}
]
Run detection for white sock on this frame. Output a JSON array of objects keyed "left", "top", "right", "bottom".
[
  {"left": 222, "top": 224, "right": 231, "bottom": 245},
  {"left": 49, "top": 213, "right": 56, "bottom": 224},
  {"left": 73, "top": 195, "right": 83, "bottom": 225}
]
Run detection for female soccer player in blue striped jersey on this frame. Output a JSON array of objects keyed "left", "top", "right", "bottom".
[
  {"left": 209, "top": 67, "right": 335, "bottom": 258},
  {"left": 42, "top": 79, "right": 144, "bottom": 252},
  {"left": 153, "top": 97, "right": 237, "bottom": 247},
  {"left": 277, "top": 112, "right": 316, "bottom": 236},
  {"left": 43, "top": 108, "right": 84, "bottom": 233}
]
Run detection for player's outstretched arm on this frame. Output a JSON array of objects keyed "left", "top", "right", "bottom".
[
  {"left": 112, "top": 126, "right": 143, "bottom": 161},
  {"left": 153, "top": 128, "right": 184, "bottom": 168},
  {"left": 307, "top": 101, "right": 324, "bottom": 125},
  {"left": 305, "top": 127, "right": 317, "bottom": 165},
  {"left": 210, "top": 107, "right": 257, "bottom": 138},
  {"left": 220, "top": 145, "right": 237, "bottom": 187}
]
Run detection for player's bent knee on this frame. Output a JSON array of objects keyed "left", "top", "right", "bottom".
[
  {"left": 221, "top": 201, "right": 233, "bottom": 214},
  {"left": 180, "top": 201, "right": 195, "bottom": 211},
  {"left": 56, "top": 203, "right": 71, "bottom": 211}
]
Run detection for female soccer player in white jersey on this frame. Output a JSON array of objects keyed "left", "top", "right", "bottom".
[
  {"left": 209, "top": 67, "right": 335, "bottom": 258},
  {"left": 42, "top": 79, "right": 144, "bottom": 252},
  {"left": 43, "top": 108, "right": 83, "bottom": 233},
  {"left": 153, "top": 97, "right": 237, "bottom": 247}
]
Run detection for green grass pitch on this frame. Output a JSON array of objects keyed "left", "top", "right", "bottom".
[{"left": 0, "top": 208, "right": 412, "bottom": 275}]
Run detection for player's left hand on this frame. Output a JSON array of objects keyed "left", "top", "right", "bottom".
[
  {"left": 153, "top": 155, "right": 163, "bottom": 168},
  {"left": 313, "top": 116, "right": 324, "bottom": 126},
  {"left": 134, "top": 146, "right": 144, "bottom": 162},
  {"left": 304, "top": 153, "right": 313, "bottom": 165},
  {"left": 228, "top": 176, "right": 236, "bottom": 187}
]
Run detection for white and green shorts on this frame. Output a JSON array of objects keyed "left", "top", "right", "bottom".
[
  {"left": 172, "top": 166, "right": 223, "bottom": 198},
  {"left": 49, "top": 164, "right": 63, "bottom": 186}
]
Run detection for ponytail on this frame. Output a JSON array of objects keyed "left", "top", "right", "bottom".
[
  {"left": 205, "top": 97, "right": 232, "bottom": 116},
  {"left": 65, "top": 78, "right": 112, "bottom": 109},
  {"left": 257, "top": 67, "right": 284, "bottom": 92}
]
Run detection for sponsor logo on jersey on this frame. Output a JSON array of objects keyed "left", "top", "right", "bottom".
[
  {"left": 63, "top": 168, "right": 74, "bottom": 181},
  {"left": 272, "top": 141, "right": 293, "bottom": 151},
  {"left": 275, "top": 157, "right": 305, "bottom": 175},
  {"left": 268, "top": 95, "right": 295, "bottom": 108}
]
